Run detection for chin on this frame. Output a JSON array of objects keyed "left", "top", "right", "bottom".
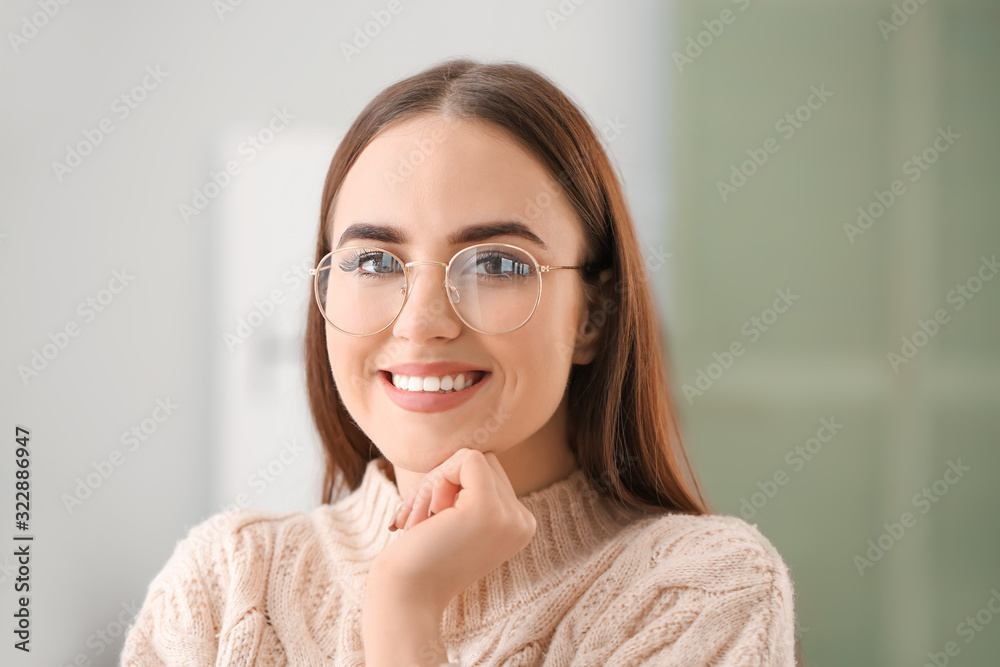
[{"left": 377, "top": 444, "right": 456, "bottom": 473}]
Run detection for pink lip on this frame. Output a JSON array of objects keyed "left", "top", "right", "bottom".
[{"left": 379, "top": 370, "right": 491, "bottom": 413}]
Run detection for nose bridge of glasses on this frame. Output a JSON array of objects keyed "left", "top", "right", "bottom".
[
  {"left": 403, "top": 259, "right": 459, "bottom": 302},
  {"left": 404, "top": 259, "right": 449, "bottom": 270}
]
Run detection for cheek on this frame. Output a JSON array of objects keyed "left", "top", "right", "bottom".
[
  {"left": 325, "top": 339, "right": 349, "bottom": 397},
  {"left": 325, "top": 334, "right": 346, "bottom": 378},
  {"left": 526, "top": 287, "right": 584, "bottom": 368},
  {"left": 508, "top": 304, "right": 578, "bottom": 383},
  {"left": 325, "top": 333, "right": 375, "bottom": 398}
]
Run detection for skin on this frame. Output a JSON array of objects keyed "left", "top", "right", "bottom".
[{"left": 324, "top": 113, "right": 608, "bottom": 665}]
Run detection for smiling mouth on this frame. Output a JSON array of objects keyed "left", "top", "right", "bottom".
[{"left": 383, "top": 370, "right": 489, "bottom": 394}]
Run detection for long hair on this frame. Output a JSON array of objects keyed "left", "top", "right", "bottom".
[{"left": 305, "top": 57, "right": 710, "bottom": 518}]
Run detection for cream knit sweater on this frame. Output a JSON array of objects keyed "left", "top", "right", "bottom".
[{"left": 120, "top": 458, "right": 798, "bottom": 666}]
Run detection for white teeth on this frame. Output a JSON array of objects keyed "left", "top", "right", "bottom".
[{"left": 391, "top": 371, "right": 483, "bottom": 393}]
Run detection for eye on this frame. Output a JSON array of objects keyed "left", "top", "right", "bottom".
[
  {"left": 473, "top": 250, "right": 534, "bottom": 280},
  {"left": 338, "top": 249, "right": 401, "bottom": 278}
]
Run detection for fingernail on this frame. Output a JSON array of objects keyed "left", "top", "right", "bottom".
[{"left": 387, "top": 502, "right": 403, "bottom": 532}]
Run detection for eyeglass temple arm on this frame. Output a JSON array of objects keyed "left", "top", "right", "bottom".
[{"left": 539, "top": 265, "right": 589, "bottom": 272}]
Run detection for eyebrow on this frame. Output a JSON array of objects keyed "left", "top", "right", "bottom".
[{"left": 334, "top": 221, "right": 549, "bottom": 252}]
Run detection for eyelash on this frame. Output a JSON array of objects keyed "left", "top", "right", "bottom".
[{"left": 338, "top": 249, "right": 398, "bottom": 278}]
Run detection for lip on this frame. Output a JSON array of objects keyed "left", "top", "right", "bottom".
[{"left": 379, "top": 369, "right": 491, "bottom": 413}]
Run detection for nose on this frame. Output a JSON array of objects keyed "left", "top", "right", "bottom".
[{"left": 391, "top": 262, "right": 463, "bottom": 342}]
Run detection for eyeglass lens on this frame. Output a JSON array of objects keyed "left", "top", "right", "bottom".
[{"left": 314, "top": 244, "right": 541, "bottom": 335}]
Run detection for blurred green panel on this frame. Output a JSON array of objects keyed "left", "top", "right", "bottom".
[
  {"left": 671, "top": 2, "right": 999, "bottom": 666},
  {"left": 924, "top": 408, "right": 1000, "bottom": 665},
  {"left": 676, "top": 3, "right": 894, "bottom": 359},
  {"left": 939, "top": 8, "right": 1000, "bottom": 358}
]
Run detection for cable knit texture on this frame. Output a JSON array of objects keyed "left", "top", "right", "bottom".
[{"left": 120, "top": 458, "right": 798, "bottom": 665}]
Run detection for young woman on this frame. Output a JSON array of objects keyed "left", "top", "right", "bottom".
[{"left": 122, "top": 58, "right": 799, "bottom": 666}]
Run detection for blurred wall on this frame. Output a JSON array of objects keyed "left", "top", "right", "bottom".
[
  {"left": 0, "top": 1, "right": 670, "bottom": 665},
  {"left": 671, "top": 1, "right": 1000, "bottom": 666}
]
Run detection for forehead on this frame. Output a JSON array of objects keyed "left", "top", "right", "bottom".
[{"left": 327, "top": 115, "right": 583, "bottom": 256}]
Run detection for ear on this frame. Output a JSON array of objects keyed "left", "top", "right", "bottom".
[{"left": 571, "top": 268, "right": 614, "bottom": 366}]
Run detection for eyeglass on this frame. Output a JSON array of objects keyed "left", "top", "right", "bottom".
[{"left": 309, "top": 242, "right": 588, "bottom": 336}]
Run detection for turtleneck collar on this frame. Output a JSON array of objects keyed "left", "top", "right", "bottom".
[{"left": 317, "top": 457, "right": 640, "bottom": 634}]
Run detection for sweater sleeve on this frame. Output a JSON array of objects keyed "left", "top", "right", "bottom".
[
  {"left": 120, "top": 516, "right": 227, "bottom": 667},
  {"left": 587, "top": 516, "right": 798, "bottom": 667}
]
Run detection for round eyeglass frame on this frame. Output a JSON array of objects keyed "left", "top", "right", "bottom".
[{"left": 308, "top": 242, "right": 589, "bottom": 336}]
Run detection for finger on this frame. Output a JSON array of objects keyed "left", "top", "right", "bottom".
[
  {"left": 437, "top": 448, "right": 499, "bottom": 511},
  {"left": 481, "top": 451, "right": 517, "bottom": 504},
  {"left": 391, "top": 456, "right": 461, "bottom": 530},
  {"left": 428, "top": 468, "right": 459, "bottom": 516},
  {"left": 405, "top": 479, "right": 434, "bottom": 530},
  {"left": 393, "top": 495, "right": 413, "bottom": 531},
  {"left": 393, "top": 449, "right": 494, "bottom": 530}
]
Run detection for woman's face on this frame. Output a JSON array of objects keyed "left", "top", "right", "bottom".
[{"left": 325, "top": 114, "right": 597, "bottom": 485}]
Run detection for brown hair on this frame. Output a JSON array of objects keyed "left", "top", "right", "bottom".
[{"left": 305, "top": 57, "right": 711, "bottom": 517}]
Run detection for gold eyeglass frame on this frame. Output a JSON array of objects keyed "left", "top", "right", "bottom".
[{"left": 308, "top": 242, "right": 588, "bottom": 336}]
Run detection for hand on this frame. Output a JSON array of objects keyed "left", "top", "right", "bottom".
[{"left": 372, "top": 448, "right": 537, "bottom": 613}]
